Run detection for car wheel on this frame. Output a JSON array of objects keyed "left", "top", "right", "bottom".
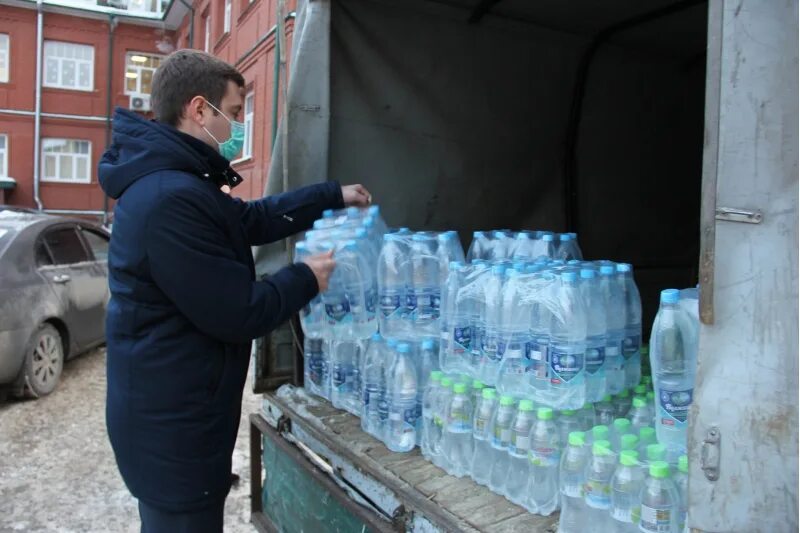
[{"left": 22, "top": 324, "right": 64, "bottom": 398}]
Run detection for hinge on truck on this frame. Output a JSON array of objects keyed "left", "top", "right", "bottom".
[
  {"left": 715, "top": 207, "right": 763, "bottom": 224},
  {"left": 276, "top": 414, "right": 292, "bottom": 435},
  {"left": 702, "top": 426, "right": 721, "bottom": 481}
]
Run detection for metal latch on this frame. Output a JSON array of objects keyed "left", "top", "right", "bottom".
[
  {"left": 702, "top": 426, "right": 721, "bottom": 481},
  {"left": 715, "top": 207, "right": 763, "bottom": 224}
]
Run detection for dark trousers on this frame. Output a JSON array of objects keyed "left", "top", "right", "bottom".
[{"left": 138, "top": 498, "right": 226, "bottom": 533}]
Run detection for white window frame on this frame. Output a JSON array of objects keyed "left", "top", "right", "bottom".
[
  {"left": 124, "top": 52, "right": 164, "bottom": 96},
  {"left": 0, "top": 34, "right": 9, "bottom": 83},
  {"left": 204, "top": 16, "right": 211, "bottom": 53},
  {"left": 223, "top": 0, "right": 232, "bottom": 34},
  {"left": 43, "top": 41, "right": 94, "bottom": 92},
  {"left": 242, "top": 91, "right": 254, "bottom": 159},
  {"left": 41, "top": 139, "right": 92, "bottom": 184},
  {"left": 0, "top": 135, "right": 8, "bottom": 177}
]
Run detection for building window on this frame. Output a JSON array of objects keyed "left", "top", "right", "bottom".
[
  {"left": 204, "top": 15, "right": 211, "bottom": 53},
  {"left": 0, "top": 135, "right": 7, "bottom": 177},
  {"left": 223, "top": 0, "right": 232, "bottom": 33},
  {"left": 42, "top": 139, "right": 92, "bottom": 184},
  {"left": 243, "top": 91, "right": 254, "bottom": 159},
  {"left": 43, "top": 41, "right": 94, "bottom": 91},
  {"left": 125, "top": 52, "right": 163, "bottom": 95},
  {"left": 0, "top": 34, "right": 9, "bottom": 83}
]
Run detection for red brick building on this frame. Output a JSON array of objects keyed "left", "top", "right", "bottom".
[{"left": 0, "top": 0, "right": 294, "bottom": 222}]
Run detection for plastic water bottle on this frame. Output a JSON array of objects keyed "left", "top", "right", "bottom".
[
  {"left": 442, "top": 382, "right": 474, "bottom": 477},
  {"left": 596, "top": 395, "right": 616, "bottom": 426},
  {"left": 377, "top": 234, "right": 410, "bottom": 338},
  {"left": 639, "top": 461, "right": 680, "bottom": 533},
  {"left": 558, "top": 431, "right": 589, "bottom": 533},
  {"left": 303, "top": 337, "right": 329, "bottom": 400},
  {"left": 489, "top": 230, "right": 510, "bottom": 260},
  {"left": 295, "top": 241, "right": 325, "bottom": 339},
  {"left": 432, "top": 377, "right": 455, "bottom": 469},
  {"left": 386, "top": 343, "right": 418, "bottom": 452},
  {"left": 614, "top": 389, "right": 633, "bottom": 419},
  {"left": 478, "top": 265, "right": 505, "bottom": 384},
  {"left": 488, "top": 395, "right": 516, "bottom": 492},
  {"left": 638, "top": 427, "right": 657, "bottom": 459},
  {"left": 409, "top": 234, "right": 441, "bottom": 336},
  {"left": 539, "top": 232, "right": 557, "bottom": 259},
  {"left": 441, "top": 262, "right": 471, "bottom": 373},
  {"left": 557, "top": 410, "right": 583, "bottom": 449},
  {"left": 527, "top": 407, "right": 561, "bottom": 515},
  {"left": 527, "top": 271, "right": 554, "bottom": 401},
  {"left": 549, "top": 271, "right": 587, "bottom": 410},
  {"left": 617, "top": 264, "right": 643, "bottom": 389},
  {"left": 675, "top": 455, "right": 689, "bottom": 533},
  {"left": 610, "top": 450, "right": 645, "bottom": 533},
  {"left": 583, "top": 440, "right": 616, "bottom": 531},
  {"left": 580, "top": 403, "right": 597, "bottom": 431},
  {"left": 437, "top": 231, "right": 465, "bottom": 284},
  {"left": 650, "top": 289, "right": 697, "bottom": 456},
  {"left": 620, "top": 434, "right": 640, "bottom": 454},
  {"left": 323, "top": 241, "right": 375, "bottom": 340},
  {"left": 505, "top": 399, "right": 536, "bottom": 504},
  {"left": 588, "top": 425, "right": 610, "bottom": 448},
  {"left": 421, "top": 370, "right": 444, "bottom": 460},
  {"left": 497, "top": 269, "right": 532, "bottom": 396},
  {"left": 629, "top": 398, "right": 652, "bottom": 435},
  {"left": 330, "top": 339, "right": 361, "bottom": 415},
  {"left": 469, "top": 261, "right": 491, "bottom": 374},
  {"left": 556, "top": 233, "right": 581, "bottom": 261},
  {"left": 361, "top": 333, "right": 385, "bottom": 439},
  {"left": 416, "top": 340, "right": 439, "bottom": 445},
  {"left": 512, "top": 232, "right": 536, "bottom": 260},
  {"left": 644, "top": 444, "right": 667, "bottom": 474},
  {"left": 470, "top": 380, "right": 485, "bottom": 421},
  {"left": 599, "top": 265, "right": 626, "bottom": 395},
  {"left": 580, "top": 269, "right": 608, "bottom": 402},
  {"left": 470, "top": 387, "right": 498, "bottom": 485},
  {"left": 611, "top": 418, "right": 632, "bottom": 453},
  {"left": 467, "top": 231, "right": 492, "bottom": 262}
]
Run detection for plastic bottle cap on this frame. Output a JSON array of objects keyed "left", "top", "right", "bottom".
[
  {"left": 453, "top": 383, "right": 467, "bottom": 394},
  {"left": 323, "top": 209, "right": 334, "bottom": 218},
  {"left": 621, "top": 434, "right": 639, "bottom": 450},
  {"left": 661, "top": 288, "right": 680, "bottom": 304},
  {"left": 617, "top": 263, "right": 632, "bottom": 273},
  {"left": 313, "top": 220, "right": 326, "bottom": 229},
  {"left": 383, "top": 233, "right": 398, "bottom": 242},
  {"left": 386, "top": 338, "right": 398, "bottom": 348},
  {"left": 593, "top": 441, "right": 612, "bottom": 456},
  {"left": 473, "top": 231, "right": 484, "bottom": 238},
  {"left": 430, "top": 371, "right": 444, "bottom": 382},
  {"left": 412, "top": 234, "right": 429, "bottom": 242},
  {"left": 493, "top": 231, "right": 506, "bottom": 238},
  {"left": 620, "top": 450, "right": 639, "bottom": 466},
  {"left": 513, "top": 262, "right": 527, "bottom": 272},
  {"left": 482, "top": 388, "right": 497, "bottom": 400},
  {"left": 516, "top": 233, "right": 531, "bottom": 240},
  {"left": 633, "top": 398, "right": 647, "bottom": 408},
  {"left": 492, "top": 265, "right": 506, "bottom": 275},
  {"left": 634, "top": 385, "right": 647, "bottom": 395},
  {"left": 560, "top": 233, "right": 572, "bottom": 241},
  {"left": 537, "top": 407, "right": 554, "bottom": 420},
  {"left": 568, "top": 431, "right": 586, "bottom": 446},
  {"left": 440, "top": 377, "right": 453, "bottom": 388},
  {"left": 472, "top": 380, "right": 485, "bottom": 390},
  {"left": 641, "top": 347, "right": 650, "bottom": 356},
  {"left": 602, "top": 395, "right": 612, "bottom": 402},
  {"left": 647, "top": 444, "right": 667, "bottom": 461},
  {"left": 642, "top": 375, "right": 652, "bottom": 384},
  {"left": 647, "top": 391, "right": 655, "bottom": 400},
  {"left": 679, "top": 455, "right": 689, "bottom": 473},
  {"left": 368, "top": 205, "right": 380, "bottom": 215},
  {"left": 397, "top": 343, "right": 411, "bottom": 354},
  {"left": 449, "top": 261, "right": 462, "bottom": 271},
  {"left": 568, "top": 232, "right": 577, "bottom": 239},
  {"left": 592, "top": 425, "right": 610, "bottom": 440},
  {"left": 505, "top": 269, "right": 519, "bottom": 278},
  {"left": 561, "top": 271, "right": 578, "bottom": 283},
  {"left": 639, "top": 427, "right": 656, "bottom": 441},
  {"left": 371, "top": 332, "right": 382, "bottom": 342},
  {"left": 560, "top": 410, "right": 576, "bottom": 417},
  {"left": 614, "top": 418, "right": 632, "bottom": 431},
  {"left": 542, "top": 234, "right": 555, "bottom": 242},
  {"left": 421, "top": 339, "right": 435, "bottom": 350},
  {"left": 650, "top": 461, "right": 671, "bottom": 479},
  {"left": 500, "top": 395, "right": 515, "bottom": 407},
  {"left": 600, "top": 265, "right": 615, "bottom": 275},
  {"left": 617, "top": 389, "right": 630, "bottom": 399},
  {"left": 567, "top": 260, "right": 581, "bottom": 265},
  {"left": 343, "top": 240, "right": 358, "bottom": 250},
  {"left": 519, "top": 400, "right": 535, "bottom": 412},
  {"left": 363, "top": 217, "right": 375, "bottom": 228}
]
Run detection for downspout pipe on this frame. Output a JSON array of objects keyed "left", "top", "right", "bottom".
[
  {"left": 178, "top": 0, "right": 194, "bottom": 48},
  {"left": 104, "top": 15, "right": 116, "bottom": 227},
  {"left": 33, "top": 0, "right": 44, "bottom": 212}
]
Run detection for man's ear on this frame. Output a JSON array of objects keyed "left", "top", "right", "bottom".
[{"left": 185, "top": 96, "right": 208, "bottom": 126}]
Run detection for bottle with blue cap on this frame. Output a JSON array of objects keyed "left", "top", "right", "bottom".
[
  {"left": 489, "top": 230, "right": 510, "bottom": 260},
  {"left": 294, "top": 240, "right": 325, "bottom": 339},
  {"left": 527, "top": 269, "right": 554, "bottom": 401},
  {"left": 617, "top": 263, "right": 643, "bottom": 389},
  {"left": 421, "top": 370, "right": 444, "bottom": 460},
  {"left": 511, "top": 231, "right": 536, "bottom": 260},
  {"left": 322, "top": 240, "right": 375, "bottom": 340},
  {"left": 385, "top": 342, "right": 418, "bottom": 452},
  {"left": 440, "top": 261, "right": 470, "bottom": 373},
  {"left": 437, "top": 231, "right": 466, "bottom": 285},
  {"left": 377, "top": 232, "right": 411, "bottom": 337},
  {"left": 580, "top": 267, "right": 608, "bottom": 402},
  {"left": 303, "top": 337, "right": 330, "bottom": 400},
  {"left": 539, "top": 232, "right": 557, "bottom": 259},
  {"left": 408, "top": 233, "right": 441, "bottom": 336},
  {"left": 467, "top": 230, "right": 492, "bottom": 262},
  {"left": 557, "top": 233, "right": 583, "bottom": 261},
  {"left": 549, "top": 270, "right": 588, "bottom": 410},
  {"left": 497, "top": 268, "right": 533, "bottom": 396},
  {"left": 478, "top": 264, "right": 507, "bottom": 385},
  {"left": 416, "top": 339, "right": 439, "bottom": 445},
  {"left": 598, "top": 263, "right": 627, "bottom": 395},
  {"left": 649, "top": 288, "right": 697, "bottom": 456},
  {"left": 361, "top": 333, "right": 386, "bottom": 439}
]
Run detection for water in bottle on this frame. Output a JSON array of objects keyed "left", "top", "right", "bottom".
[
  {"left": 497, "top": 269, "right": 532, "bottom": 396},
  {"left": 650, "top": 288, "right": 697, "bottom": 457},
  {"left": 589, "top": 425, "right": 610, "bottom": 447},
  {"left": 437, "top": 231, "right": 465, "bottom": 284},
  {"left": 596, "top": 395, "right": 616, "bottom": 426},
  {"left": 408, "top": 234, "right": 441, "bottom": 336},
  {"left": 610, "top": 450, "right": 645, "bottom": 533},
  {"left": 442, "top": 382, "right": 474, "bottom": 477},
  {"left": 471, "top": 387, "right": 498, "bottom": 485},
  {"left": 527, "top": 271, "right": 554, "bottom": 402},
  {"left": 644, "top": 444, "right": 667, "bottom": 474},
  {"left": 512, "top": 232, "right": 536, "bottom": 260},
  {"left": 432, "top": 377, "right": 455, "bottom": 469},
  {"left": 488, "top": 395, "right": 516, "bottom": 492},
  {"left": 675, "top": 455, "right": 689, "bottom": 533},
  {"left": 557, "top": 410, "right": 583, "bottom": 449},
  {"left": 580, "top": 268, "right": 608, "bottom": 402},
  {"left": 612, "top": 418, "right": 632, "bottom": 453},
  {"left": 527, "top": 407, "right": 561, "bottom": 515},
  {"left": 330, "top": 340, "right": 361, "bottom": 414},
  {"left": 620, "top": 434, "right": 640, "bottom": 454},
  {"left": 489, "top": 230, "right": 510, "bottom": 260},
  {"left": 580, "top": 403, "right": 597, "bottom": 431},
  {"left": 324, "top": 241, "right": 375, "bottom": 340},
  {"left": 558, "top": 431, "right": 589, "bottom": 533},
  {"left": 599, "top": 265, "right": 626, "bottom": 395},
  {"left": 556, "top": 233, "right": 582, "bottom": 261},
  {"left": 479, "top": 265, "right": 507, "bottom": 385},
  {"left": 421, "top": 370, "right": 444, "bottom": 460},
  {"left": 296, "top": 241, "right": 326, "bottom": 339},
  {"left": 303, "top": 337, "right": 330, "bottom": 400},
  {"left": 639, "top": 461, "right": 680, "bottom": 533},
  {"left": 629, "top": 397, "right": 652, "bottom": 435},
  {"left": 614, "top": 389, "right": 633, "bottom": 419},
  {"left": 441, "top": 262, "right": 471, "bottom": 373},
  {"left": 583, "top": 440, "right": 616, "bottom": 531},
  {"left": 505, "top": 399, "right": 536, "bottom": 504},
  {"left": 539, "top": 232, "right": 557, "bottom": 259},
  {"left": 467, "top": 231, "right": 492, "bottom": 262},
  {"left": 386, "top": 343, "right": 418, "bottom": 452},
  {"left": 638, "top": 427, "right": 657, "bottom": 459},
  {"left": 377, "top": 234, "right": 410, "bottom": 338},
  {"left": 469, "top": 261, "right": 491, "bottom": 374},
  {"left": 617, "top": 264, "right": 643, "bottom": 389},
  {"left": 549, "top": 271, "right": 587, "bottom": 410},
  {"left": 470, "top": 380, "right": 485, "bottom": 420},
  {"left": 361, "top": 333, "right": 385, "bottom": 439}
]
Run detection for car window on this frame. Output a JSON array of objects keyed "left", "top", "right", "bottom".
[
  {"left": 81, "top": 229, "right": 109, "bottom": 262},
  {"left": 43, "top": 227, "right": 89, "bottom": 265},
  {"left": 35, "top": 242, "right": 53, "bottom": 266}
]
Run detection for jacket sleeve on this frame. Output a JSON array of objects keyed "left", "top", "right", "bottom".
[
  {"left": 145, "top": 187, "right": 319, "bottom": 344},
  {"left": 232, "top": 181, "right": 345, "bottom": 246}
]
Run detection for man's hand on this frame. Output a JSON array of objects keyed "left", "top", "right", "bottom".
[
  {"left": 341, "top": 184, "right": 372, "bottom": 207},
  {"left": 303, "top": 250, "right": 336, "bottom": 292}
]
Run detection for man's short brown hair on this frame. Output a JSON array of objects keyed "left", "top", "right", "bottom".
[{"left": 151, "top": 49, "right": 245, "bottom": 126}]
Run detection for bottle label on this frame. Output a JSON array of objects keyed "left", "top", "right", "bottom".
[
  {"left": 639, "top": 504, "right": 673, "bottom": 532},
  {"left": 606, "top": 342, "right": 624, "bottom": 371},
  {"left": 379, "top": 290, "right": 402, "bottom": 318},
  {"left": 623, "top": 333, "right": 641, "bottom": 361},
  {"left": 308, "top": 350, "right": 326, "bottom": 386},
  {"left": 585, "top": 346, "right": 606, "bottom": 375},
  {"left": 583, "top": 479, "right": 611, "bottom": 509},
  {"left": 550, "top": 346, "right": 584, "bottom": 384},
  {"left": 526, "top": 337, "right": 549, "bottom": 378},
  {"left": 365, "top": 288, "right": 377, "bottom": 320},
  {"left": 562, "top": 483, "right": 583, "bottom": 498},
  {"left": 529, "top": 447, "right": 559, "bottom": 467},
  {"left": 332, "top": 363, "right": 354, "bottom": 392},
  {"left": 377, "top": 398, "right": 389, "bottom": 421},
  {"left": 325, "top": 300, "right": 351, "bottom": 324},
  {"left": 611, "top": 506, "right": 637, "bottom": 524},
  {"left": 491, "top": 427, "right": 511, "bottom": 448},
  {"left": 362, "top": 386, "right": 380, "bottom": 408},
  {"left": 447, "top": 410, "right": 472, "bottom": 433},
  {"left": 474, "top": 416, "right": 489, "bottom": 434},
  {"left": 659, "top": 388, "right": 693, "bottom": 425},
  {"left": 407, "top": 289, "right": 441, "bottom": 321},
  {"left": 496, "top": 340, "right": 507, "bottom": 359},
  {"left": 509, "top": 435, "right": 530, "bottom": 455},
  {"left": 452, "top": 326, "right": 472, "bottom": 353}
]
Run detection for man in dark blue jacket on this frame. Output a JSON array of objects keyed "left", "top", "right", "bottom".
[{"left": 98, "top": 50, "right": 371, "bottom": 532}]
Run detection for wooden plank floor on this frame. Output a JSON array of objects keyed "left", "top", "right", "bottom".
[{"left": 268, "top": 387, "right": 559, "bottom": 532}]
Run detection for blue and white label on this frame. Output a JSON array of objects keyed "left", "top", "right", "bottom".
[
  {"left": 659, "top": 387, "right": 693, "bottom": 425},
  {"left": 585, "top": 346, "right": 606, "bottom": 375},
  {"left": 408, "top": 289, "right": 440, "bottom": 321},
  {"left": 377, "top": 398, "right": 389, "bottom": 421},
  {"left": 365, "top": 288, "right": 377, "bottom": 319},
  {"left": 325, "top": 300, "right": 351, "bottom": 324},
  {"left": 526, "top": 338, "right": 550, "bottom": 379},
  {"left": 452, "top": 325, "right": 472, "bottom": 353},
  {"left": 622, "top": 334, "right": 641, "bottom": 361},
  {"left": 332, "top": 363, "right": 355, "bottom": 392},
  {"left": 379, "top": 290, "right": 403, "bottom": 318},
  {"left": 550, "top": 347, "right": 584, "bottom": 384}
]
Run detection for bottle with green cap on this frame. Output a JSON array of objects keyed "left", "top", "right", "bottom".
[
  {"left": 588, "top": 424, "right": 610, "bottom": 447},
  {"left": 639, "top": 461, "right": 680, "bottom": 533},
  {"left": 385, "top": 342, "right": 418, "bottom": 453},
  {"left": 638, "top": 427, "right": 657, "bottom": 458},
  {"left": 596, "top": 394, "right": 616, "bottom": 426},
  {"left": 582, "top": 439, "right": 616, "bottom": 530},
  {"left": 470, "top": 380, "right": 485, "bottom": 421},
  {"left": 620, "top": 433, "right": 640, "bottom": 452},
  {"left": 580, "top": 402, "right": 596, "bottom": 431},
  {"left": 612, "top": 418, "right": 632, "bottom": 452},
  {"left": 675, "top": 455, "right": 689, "bottom": 533},
  {"left": 421, "top": 370, "right": 444, "bottom": 460},
  {"left": 629, "top": 397, "right": 652, "bottom": 434},
  {"left": 610, "top": 449, "right": 645, "bottom": 532},
  {"left": 431, "top": 377, "right": 455, "bottom": 469},
  {"left": 613, "top": 389, "right": 632, "bottom": 418},
  {"left": 488, "top": 395, "right": 516, "bottom": 493},
  {"left": 505, "top": 400, "right": 537, "bottom": 504},
  {"left": 557, "top": 409, "right": 583, "bottom": 448},
  {"left": 558, "top": 431, "right": 590, "bottom": 530},
  {"left": 441, "top": 382, "right": 474, "bottom": 477},
  {"left": 526, "top": 407, "right": 561, "bottom": 515},
  {"left": 470, "top": 388, "right": 499, "bottom": 486}
]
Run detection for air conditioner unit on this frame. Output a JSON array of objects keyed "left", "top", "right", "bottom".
[{"left": 129, "top": 94, "right": 151, "bottom": 112}]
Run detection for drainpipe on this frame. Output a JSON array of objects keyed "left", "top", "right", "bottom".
[
  {"left": 32, "top": 0, "right": 44, "bottom": 212},
  {"left": 178, "top": 0, "right": 194, "bottom": 48},
  {"left": 104, "top": 15, "right": 116, "bottom": 227}
]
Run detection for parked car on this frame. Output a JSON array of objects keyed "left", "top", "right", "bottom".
[{"left": 0, "top": 211, "right": 110, "bottom": 398}]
